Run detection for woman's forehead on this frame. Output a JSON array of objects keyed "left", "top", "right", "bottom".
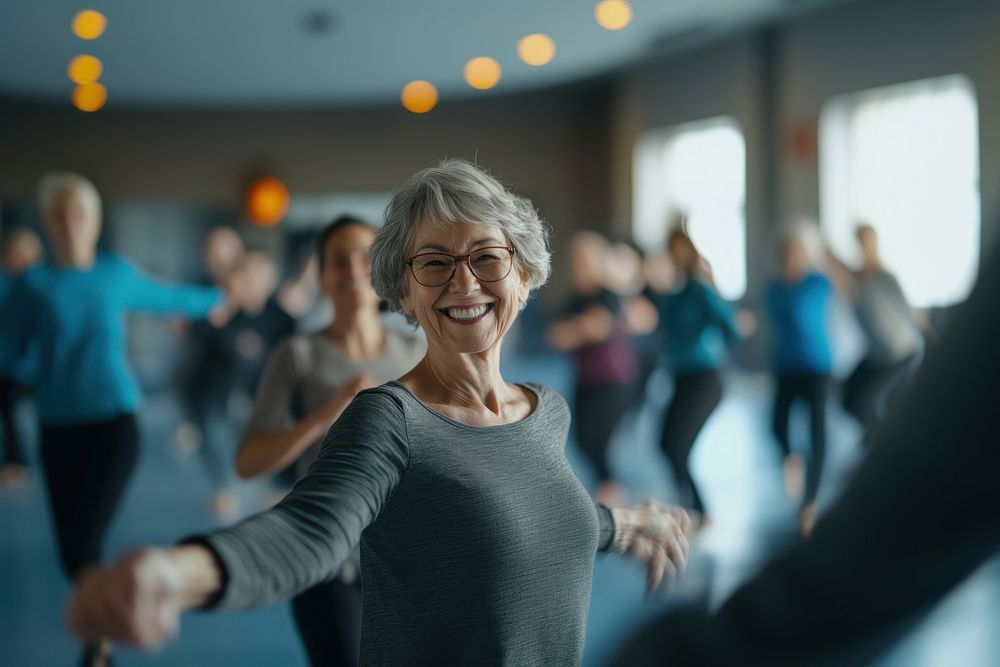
[
  {"left": 326, "top": 225, "right": 374, "bottom": 249},
  {"left": 411, "top": 219, "right": 505, "bottom": 251}
]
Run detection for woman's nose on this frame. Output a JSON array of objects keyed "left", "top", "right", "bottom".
[{"left": 449, "top": 258, "right": 479, "bottom": 292}]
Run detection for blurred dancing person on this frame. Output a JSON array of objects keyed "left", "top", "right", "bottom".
[
  {"left": 837, "top": 224, "right": 924, "bottom": 443},
  {"left": 548, "top": 231, "right": 638, "bottom": 506},
  {"left": 650, "top": 229, "right": 746, "bottom": 523},
  {"left": 0, "top": 172, "right": 229, "bottom": 666},
  {"left": 0, "top": 228, "right": 43, "bottom": 489},
  {"left": 181, "top": 249, "right": 296, "bottom": 519},
  {"left": 766, "top": 228, "right": 835, "bottom": 535}
]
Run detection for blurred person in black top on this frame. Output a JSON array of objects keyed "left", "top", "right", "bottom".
[
  {"left": 0, "top": 227, "right": 43, "bottom": 490},
  {"left": 178, "top": 248, "right": 299, "bottom": 519}
]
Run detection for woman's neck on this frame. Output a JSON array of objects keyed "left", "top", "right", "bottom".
[
  {"left": 407, "top": 345, "right": 512, "bottom": 416},
  {"left": 326, "top": 304, "right": 385, "bottom": 361}
]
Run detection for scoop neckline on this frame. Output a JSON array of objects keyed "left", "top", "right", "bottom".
[{"left": 384, "top": 380, "right": 544, "bottom": 432}]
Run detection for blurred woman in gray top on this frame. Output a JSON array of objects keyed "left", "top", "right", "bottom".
[
  {"left": 235, "top": 215, "right": 425, "bottom": 666},
  {"left": 836, "top": 224, "right": 925, "bottom": 441},
  {"left": 67, "top": 159, "right": 694, "bottom": 666}
]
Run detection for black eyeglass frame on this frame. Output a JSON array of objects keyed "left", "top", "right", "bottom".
[{"left": 404, "top": 246, "right": 516, "bottom": 287}]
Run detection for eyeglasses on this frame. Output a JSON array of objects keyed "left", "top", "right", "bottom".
[{"left": 405, "top": 246, "right": 515, "bottom": 287}]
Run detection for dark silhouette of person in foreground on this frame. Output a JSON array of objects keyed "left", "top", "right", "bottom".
[{"left": 616, "top": 233, "right": 1000, "bottom": 666}]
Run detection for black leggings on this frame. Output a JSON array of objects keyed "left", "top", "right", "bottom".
[
  {"left": 573, "top": 382, "right": 634, "bottom": 483},
  {"left": 843, "top": 354, "right": 919, "bottom": 439},
  {"left": 772, "top": 373, "right": 829, "bottom": 505},
  {"left": 0, "top": 378, "right": 31, "bottom": 467},
  {"left": 291, "top": 577, "right": 363, "bottom": 667},
  {"left": 659, "top": 370, "right": 723, "bottom": 515},
  {"left": 40, "top": 414, "right": 139, "bottom": 580}
]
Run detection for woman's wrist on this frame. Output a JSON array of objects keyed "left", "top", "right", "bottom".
[
  {"left": 609, "top": 507, "right": 636, "bottom": 553},
  {"left": 163, "top": 545, "right": 223, "bottom": 610}
]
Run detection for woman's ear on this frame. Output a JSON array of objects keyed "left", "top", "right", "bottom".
[
  {"left": 399, "top": 289, "right": 414, "bottom": 317},
  {"left": 515, "top": 270, "right": 531, "bottom": 307}
]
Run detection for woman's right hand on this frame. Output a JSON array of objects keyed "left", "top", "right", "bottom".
[{"left": 68, "top": 548, "right": 187, "bottom": 650}]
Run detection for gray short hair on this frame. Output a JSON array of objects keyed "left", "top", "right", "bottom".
[
  {"left": 371, "top": 159, "right": 551, "bottom": 323},
  {"left": 37, "top": 171, "right": 102, "bottom": 220}
]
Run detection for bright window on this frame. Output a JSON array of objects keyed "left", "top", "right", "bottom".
[
  {"left": 820, "top": 75, "right": 980, "bottom": 307},
  {"left": 633, "top": 116, "right": 746, "bottom": 300}
]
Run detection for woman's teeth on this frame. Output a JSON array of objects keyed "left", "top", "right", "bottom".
[{"left": 446, "top": 304, "right": 490, "bottom": 320}]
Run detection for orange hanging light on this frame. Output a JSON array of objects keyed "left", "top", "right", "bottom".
[{"left": 246, "top": 176, "right": 290, "bottom": 227}]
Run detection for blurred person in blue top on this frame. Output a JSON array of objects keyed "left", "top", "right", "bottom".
[
  {"left": 649, "top": 228, "right": 748, "bottom": 524},
  {"left": 0, "top": 172, "right": 230, "bottom": 666},
  {"left": 0, "top": 227, "right": 43, "bottom": 490},
  {"left": 766, "top": 227, "right": 835, "bottom": 536}
]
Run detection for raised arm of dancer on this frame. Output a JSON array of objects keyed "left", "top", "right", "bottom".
[
  {"left": 116, "top": 255, "right": 230, "bottom": 319},
  {"left": 622, "top": 295, "right": 659, "bottom": 336},
  {"left": 695, "top": 281, "right": 744, "bottom": 342},
  {"left": 823, "top": 243, "right": 857, "bottom": 297},
  {"left": 69, "top": 388, "right": 410, "bottom": 648},
  {"left": 275, "top": 255, "right": 318, "bottom": 318},
  {"left": 547, "top": 304, "right": 617, "bottom": 351}
]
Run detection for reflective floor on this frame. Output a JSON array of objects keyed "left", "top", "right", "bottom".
[{"left": 2, "top": 355, "right": 998, "bottom": 666}]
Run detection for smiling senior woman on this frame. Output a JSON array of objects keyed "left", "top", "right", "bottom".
[{"left": 68, "top": 159, "right": 693, "bottom": 665}]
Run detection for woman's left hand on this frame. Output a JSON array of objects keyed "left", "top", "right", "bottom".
[{"left": 609, "top": 501, "right": 694, "bottom": 595}]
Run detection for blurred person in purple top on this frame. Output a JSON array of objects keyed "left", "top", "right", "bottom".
[
  {"left": 548, "top": 231, "right": 638, "bottom": 506},
  {"left": 0, "top": 172, "right": 230, "bottom": 667}
]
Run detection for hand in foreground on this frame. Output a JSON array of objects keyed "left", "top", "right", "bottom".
[
  {"left": 609, "top": 501, "right": 694, "bottom": 596},
  {"left": 68, "top": 548, "right": 186, "bottom": 650}
]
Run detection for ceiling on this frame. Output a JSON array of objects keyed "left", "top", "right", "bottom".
[{"left": 1, "top": 0, "right": 847, "bottom": 109}]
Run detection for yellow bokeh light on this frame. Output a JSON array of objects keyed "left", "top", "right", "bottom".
[
  {"left": 463, "top": 57, "right": 502, "bottom": 91},
  {"left": 72, "top": 10, "right": 107, "bottom": 40},
  {"left": 68, "top": 55, "right": 103, "bottom": 85},
  {"left": 595, "top": 0, "right": 633, "bottom": 31},
  {"left": 401, "top": 80, "right": 439, "bottom": 114},
  {"left": 246, "top": 177, "right": 290, "bottom": 227},
  {"left": 517, "top": 34, "right": 556, "bottom": 67},
  {"left": 72, "top": 83, "right": 107, "bottom": 112}
]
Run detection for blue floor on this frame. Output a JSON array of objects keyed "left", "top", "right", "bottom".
[{"left": 2, "top": 355, "right": 998, "bottom": 665}]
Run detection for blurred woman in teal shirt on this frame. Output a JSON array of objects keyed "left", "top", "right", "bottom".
[
  {"left": 650, "top": 229, "right": 746, "bottom": 524},
  {"left": 0, "top": 172, "right": 228, "bottom": 666}
]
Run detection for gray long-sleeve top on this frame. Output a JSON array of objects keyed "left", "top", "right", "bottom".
[{"left": 199, "top": 381, "right": 615, "bottom": 665}]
